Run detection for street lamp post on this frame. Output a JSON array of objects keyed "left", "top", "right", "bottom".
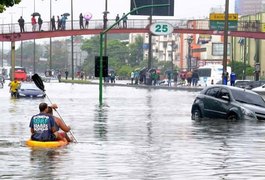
[
  {"left": 49, "top": 0, "right": 52, "bottom": 74},
  {"left": 9, "top": 11, "right": 15, "bottom": 80},
  {"left": 103, "top": 0, "right": 109, "bottom": 56},
  {"left": 1, "top": 16, "right": 5, "bottom": 67},
  {"left": 42, "top": 0, "right": 57, "bottom": 75},
  {"left": 18, "top": 6, "right": 26, "bottom": 67},
  {"left": 71, "top": 0, "right": 74, "bottom": 80},
  {"left": 33, "top": 0, "right": 36, "bottom": 74},
  {"left": 186, "top": 36, "right": 193, "bottom": 71}
]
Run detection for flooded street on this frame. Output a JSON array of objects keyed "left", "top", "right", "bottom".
[{"left": 2, "top": 82, "right": 265, "bottom": 179}]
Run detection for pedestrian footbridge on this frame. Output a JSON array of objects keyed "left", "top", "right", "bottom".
[{"left": 1, "top": 18, "right": 265, "bottom": 42}]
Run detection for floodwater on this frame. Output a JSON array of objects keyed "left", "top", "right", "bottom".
[{"left": 2, "top": 82, "right": 265, "bottom": 179}]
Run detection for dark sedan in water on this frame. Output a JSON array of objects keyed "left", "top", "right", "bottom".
[
  {"left": 17, "top": 83, "right": 46, "bottom": 98},
  {"left": 191, "top": 85, "right": 265, "bottom": 121}
]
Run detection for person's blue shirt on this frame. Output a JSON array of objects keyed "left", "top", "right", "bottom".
[
  {"left": 230, "top": 72, "right": 236, "bottom": 82},
  {"left": 29, "top": 113, "right": 56, "bottom": 141}
]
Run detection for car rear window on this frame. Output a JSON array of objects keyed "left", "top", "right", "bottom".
[{"left": 231, "top": 89, "right": 265, "bottom": 107}]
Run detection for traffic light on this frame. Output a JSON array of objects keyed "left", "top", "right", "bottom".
[{"left": 95, "top": 56, "right": 108, "bottom": 77}]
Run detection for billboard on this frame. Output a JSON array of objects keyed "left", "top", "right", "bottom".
[{"left": 130, "top": 0, "right": 174, "bottom": 16}]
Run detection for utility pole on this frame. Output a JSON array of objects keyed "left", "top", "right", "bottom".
[{"left": 222, "top": 0, "right": 229, "bottom": 84}]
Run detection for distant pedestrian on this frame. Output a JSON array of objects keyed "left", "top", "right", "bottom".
[
  {"left": 57, "top": 16, "right": 61, "bottom": 30},
  {"left": 61, "top": 15, "right": 67, "bottom": 30},
  {"left": 57, "top": 71, "right": 61, "bottom": 82},
  {"left": 65, "top": 70, "right": 69, "bottom": 80},
  {"left": 51, "top": 15, "right": 56, "bottom": 31},
  {"left": 223, "top": 72, "right": 229, "bottom": 85},
  {"left": 80, "top": 71, "right": 85, "bottom": 80},
  {"left": 191, "top": 69, "right": 199, "bottom": 86},
  {"left": 31, "top": 16, "right": 37, "bottom": 31},
  {"left": 230, "top": 72, "right": 236, "bottom": 86},
  {"left": 167, "top": 71, "right": 172, "bottom": 87},
  {"left": 131, "top": 71, "right": 134, "bottom": 85},
  {"left": 122, "top": 13, "right": 127, "bottom": 28},
  {"left": 79, "top": 13, "right": 84, "bottom": 29},
  {"left": 38, "top": 16, "right": 43, "bottom": 31},
  {"left": 18, "top": 16, "right": 25, "bottom": 32},
  {"left": 134, "top": 71, "right": 139, "bottom": 85},
  {"left": 103, "top": 14, "right": 108, "bottom": 29},
  {"left": 85, "top": 19, "right": 89, "bottom": 28},
  {"left": 115, "top": 14, "right": 120, "bottom": 28},
  {"left": 186, "top": 71, "right": 192, "bottom": 86}
]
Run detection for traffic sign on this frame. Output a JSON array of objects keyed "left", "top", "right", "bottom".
[
  {"left": 209, "top": 13, "right": 238, "bottom": 21},
  {"left": 209, "top": 20, "right": 238, "bottom": 31},
  {"left": 150, "top": 22, "right": 173, "bottom": 35}
]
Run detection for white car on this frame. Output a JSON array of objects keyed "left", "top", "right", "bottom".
[{"left": 252, "top": 84, "right": 265, "bottom": 94}]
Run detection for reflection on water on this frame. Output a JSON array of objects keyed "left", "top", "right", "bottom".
[
  {"left": 29, "top": 149, "right": 60, "bottom": 179},
  {"left": 94, "top": 106, "right": 109, "bottom": 141},
  {"left": 2, "top": 83, "right": 265, "bottom": 179}
]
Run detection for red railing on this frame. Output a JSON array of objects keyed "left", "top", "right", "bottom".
[{"left": 0, "top": 19, "right": 265, "bottom": 41}]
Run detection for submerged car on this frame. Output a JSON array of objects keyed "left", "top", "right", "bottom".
[
  {"left": 17, "top": 83, "right": 46, "bottom": 98},
  {"left": 235, "top": 80, "right": 265, "bottom": 90},
  {"left": 191, "top": 85, "right": 265, "bottom": 121},
  {"left": 252, "top": 84, "right": 265, "bottom": 94}
]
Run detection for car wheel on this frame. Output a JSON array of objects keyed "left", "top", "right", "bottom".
[
  {"left": 192, "top": 107, "right": 202, "bottom": 121},
  {"left": 227, "top": 113, "right": 238, "bottom": 121}
]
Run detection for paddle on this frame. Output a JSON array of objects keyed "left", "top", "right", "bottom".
[{"left": 32, "top": 73, "right": 77, "bottom": 143}]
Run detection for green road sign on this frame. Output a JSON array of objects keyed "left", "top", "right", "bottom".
[{"left": 209, "top": 20, "right": 238, "bottom": 31}]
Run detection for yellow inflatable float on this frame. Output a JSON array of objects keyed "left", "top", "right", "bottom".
[{"left": 26, "top": 139, "right": 68, "bottom": 148}]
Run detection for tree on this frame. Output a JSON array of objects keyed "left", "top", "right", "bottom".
[
  {"left": 229, "top": 61, "right": 254, "bottom": 80},
  {"left": 13, "top": 41, "right": 43, "bottom": 72},
  {"left": 81, "top": 36, "right": 129, "bottom": 77},
  {"left": 81, "top": 36, "right": 100, "bottom": 77},
  {"left": 12, "top": 40, "right": 69, "bottom": 73},
  {"left": 157, "top": 61, "right": 175, "bottom": 74},
  {"left": 0, "top": 0, "right": 21, "bottom": 13},
  {"left": 128, "top": 35, "right": 143, "bottom": 67},
  {"left": 49, "top": 40, "right": 69, "bottom": 71}
]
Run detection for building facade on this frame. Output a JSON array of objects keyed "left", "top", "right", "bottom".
[
  {"left": 235, "top": 0, "right": 265, "bottom": 15},
  {"left": 233, "top": 12, "right": 265, "bottom": 79}
]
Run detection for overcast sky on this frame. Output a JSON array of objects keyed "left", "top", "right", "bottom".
[
  {"left": 2, "top": 0, "right": 235, "bottom": 24},
  {"left": 1, "top": 0, "right": 235, "bottom": 48}
]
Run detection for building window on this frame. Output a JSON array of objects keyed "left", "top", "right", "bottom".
[{"left": 212, "top": 43, "right": 230, "bottom": 56}]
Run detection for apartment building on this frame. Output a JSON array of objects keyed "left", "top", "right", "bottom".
[{"left": 235, "top": 0, "right": 265, "bottom": 15}]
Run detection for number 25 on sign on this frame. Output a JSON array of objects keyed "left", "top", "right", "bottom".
[{"left": 150, "top": 22, "right": 174, "bottom": 36}]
